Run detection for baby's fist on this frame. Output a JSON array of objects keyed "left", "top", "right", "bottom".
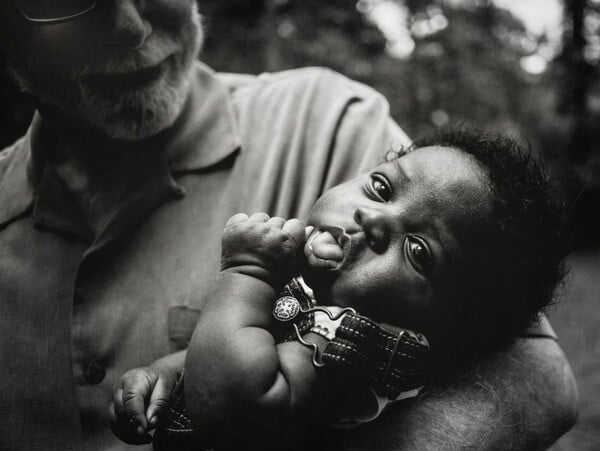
[{"left": 221, "top": 213, "right": 305, "bottom": 286}]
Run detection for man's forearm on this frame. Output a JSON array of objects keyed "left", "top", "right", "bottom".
[{"left": 330, "top": 338, "right": 577, "bottom": 451}]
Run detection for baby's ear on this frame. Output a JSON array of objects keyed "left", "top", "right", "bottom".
[{"left": 383, "top": 141, "right": 410, "bottom": 163}]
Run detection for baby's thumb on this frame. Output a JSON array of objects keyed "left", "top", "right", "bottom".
[
  {"left": 282, "top": 218, "right": 306, "bottom": 249},
  {"left": 304, "top": 226, "right": 315, "bottom": 241},
  {"left": 146, "top": 375, "right": 176, "bottom": 428}
]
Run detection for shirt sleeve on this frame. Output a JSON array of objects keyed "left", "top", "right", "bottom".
[
  {"left": 520, "top": 314, "right": 558, "bottom": 340},
  {"left": 317, "top": 71, "right": 412, "bottom": 190},
  {"left": 224, "top": 67, "right": 413, "bottom": 221}
]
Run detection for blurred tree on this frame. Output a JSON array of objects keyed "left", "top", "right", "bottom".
[
  {"left": 556, "top": 0, "right": 598, "bottom": 163},
  {"left": 553, "top": 0, "right": 600, "bottom": 244},
  {"left": 200, "top": 0, "right": 537, "bottom": 139}
]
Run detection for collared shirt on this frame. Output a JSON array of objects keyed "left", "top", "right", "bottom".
[{"left": 0, "top": 62, "right": 408, "bottom": 450}]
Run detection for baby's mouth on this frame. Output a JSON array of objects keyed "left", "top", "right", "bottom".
[{"left": 304, "top": 226, "right": 353, "bottom": 270}]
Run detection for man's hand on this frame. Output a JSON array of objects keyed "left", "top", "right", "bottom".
[
  {"left": 327, "top": 336, "right": 577, "bottom": 450},
  {"left": 221, "top": 213, "right": 306, "bottom": 287},
  {"left": 109, "top": 365, "right": 178, "bottom": 445}
]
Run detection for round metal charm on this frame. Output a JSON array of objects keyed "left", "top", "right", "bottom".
[{"left": 273, "top": 296, "right": 301, "bottom": 321}]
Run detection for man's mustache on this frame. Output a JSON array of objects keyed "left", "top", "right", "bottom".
[{"left": 77, "top": 32, "right": 180, "bottom": 77}]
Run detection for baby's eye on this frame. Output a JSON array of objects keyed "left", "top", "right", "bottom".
[
  {"left": 370, "top": 174, "right": 392, "bottom": 202},
  {"left": 405, "top": 235, "right": 433, "bottom": 276}
]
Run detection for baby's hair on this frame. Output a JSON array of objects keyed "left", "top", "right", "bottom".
[{"left": 407, "top": 127, "right": 569, "bottom": 359}]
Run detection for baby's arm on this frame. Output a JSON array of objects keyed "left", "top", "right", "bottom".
[
  {"left": 183, "top": 213, "right": 329, "bottom": 446},
  {"left": 110, "top": 351, "right": 184, "bottom": 445}
]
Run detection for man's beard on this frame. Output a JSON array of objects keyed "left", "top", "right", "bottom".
[{"left": 7, "top": 7, "right": 203, "bottom": 141}]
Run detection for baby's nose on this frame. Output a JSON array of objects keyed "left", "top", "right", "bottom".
[{"left": 354, "top": 207, "right": 390, "bottom": 252}]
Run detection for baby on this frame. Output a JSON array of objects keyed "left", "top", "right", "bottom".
[{"left": 110, "top": 128, "right": 567, "bottom": 449}]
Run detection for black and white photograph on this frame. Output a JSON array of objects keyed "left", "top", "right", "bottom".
[{"left": 0, "top": 0, "right": 598, "bottom": 449}]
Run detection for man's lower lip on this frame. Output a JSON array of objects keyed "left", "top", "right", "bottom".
[{"left": 84, "top": 59, "right": 169, "bottom": 90}]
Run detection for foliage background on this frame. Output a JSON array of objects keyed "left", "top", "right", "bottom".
[{"left": 1, "top": 0, "right": 598, "bottom": 448}]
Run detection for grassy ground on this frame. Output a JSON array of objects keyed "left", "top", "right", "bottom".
[{"left": 548, "top": 250, "right": 600, "bottom": 450}]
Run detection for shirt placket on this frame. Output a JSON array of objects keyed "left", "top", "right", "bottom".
[{"left": 31, "top": 162, "right": 187, "bottom": 422}]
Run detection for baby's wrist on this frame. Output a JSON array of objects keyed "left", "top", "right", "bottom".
[{"left": 220, "top": 264, "right": 288, "bottom": 291}]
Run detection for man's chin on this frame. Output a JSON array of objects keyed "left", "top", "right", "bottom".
[
  {"left": 81, "top": 101, "right": 181, "bottom": 142},
  {"left": 76, "top": 72, "right": 193, "bottom": 141}
]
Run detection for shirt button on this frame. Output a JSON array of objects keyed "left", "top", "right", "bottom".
[
  {"left": 172, "top": 184, "right": 186, "bottom": 198},
  {"left": 83, "top": 360, "right": 106, "bottom": 385}
]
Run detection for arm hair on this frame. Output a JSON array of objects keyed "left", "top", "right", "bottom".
[{"left": 327, "top": 337, "right": 577, "bottom": 451}]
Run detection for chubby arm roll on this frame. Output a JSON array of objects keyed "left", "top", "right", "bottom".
[{"left": 183, "top": 271, "right": 322, "bottom": 447}]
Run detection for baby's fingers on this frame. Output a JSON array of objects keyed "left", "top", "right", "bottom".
[
  {"left": 110, "top": 369, "right": 156, "bottom": 444},
  {"left": 146, "top": 375, "right": 177, "bottom": 428},
  {"left": 266, "top": 216, "right": 286, "bottom": 228},
  {"left": 305, "top": 226, "right": 315, "bottom": 241},
  {"left": 248, "top": 212, "right": 270, "bottom": 222},
  {"left": 121, "top": 370, "right": 156, "bottom": 430},
  {"left": 282, "top": 218, "right": 306, "bottom": 249},
  {"left": 110, "top": 387, "right": 153, "bottom": 445},
  {"left": 225, "top": 213, "right": 249, "bottom": 227}
]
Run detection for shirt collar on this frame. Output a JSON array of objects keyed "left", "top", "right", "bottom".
[
  {"left": 0, "top": 131, "right": 35, "bottom": 228},
  {"left": 0, "top": 62, "right": 241, "bottom": 231},
  {"left": 167, "top": 62, "right": 242, "bottom": 172}
]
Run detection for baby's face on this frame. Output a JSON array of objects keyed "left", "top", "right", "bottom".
[{"left": 303, "top": 146, "right": 493, "bottom": 331}]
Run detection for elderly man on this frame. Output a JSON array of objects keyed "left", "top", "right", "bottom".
[{"left": 0, "top": 1, "right": 577, "bottom": 450}]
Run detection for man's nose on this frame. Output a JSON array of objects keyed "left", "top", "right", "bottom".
[
  {"left": 104, "top": 0, "right": 152, "bottom": 49},
  {"left": 354, "top": 207, "right": 391, "bottom": 252}
]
